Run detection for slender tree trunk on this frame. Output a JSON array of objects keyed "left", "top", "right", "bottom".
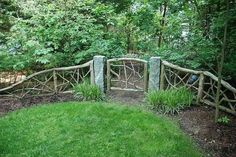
[
  {"left": 127, "top": 29, "right": 131, "bottom": 54},
  {"left": 215, "top": 0, "right": 229, "bottom": 123},
  {"left": 158, "top": 1, "right": 167, "bottom": 48}
]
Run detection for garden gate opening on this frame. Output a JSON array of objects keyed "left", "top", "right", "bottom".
[{"left": 106, "top": 58, "right": 148, "bottom": 92}]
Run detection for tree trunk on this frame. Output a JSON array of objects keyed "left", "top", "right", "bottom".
[
  {"left": 215, "top": 0, "right": 229, "bottom": 123},
  {"left": 158, "top": 1, "right": 167, "bottom": 48}
]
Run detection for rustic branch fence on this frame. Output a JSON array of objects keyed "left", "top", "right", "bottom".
[
  {"left": 0, "top": 60, "right": 94, "bottom": 99},
  {"left": 107, "top": 58, "right": 148, "bottom": 92},
  {"left": 160, "top": 60, "right": 236, "bottom": 116},
  {"left": 0, "top": 56, "right": 235, "bottom": 116}
]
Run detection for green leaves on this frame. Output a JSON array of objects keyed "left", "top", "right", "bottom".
[{"left": 2, "top": 0, "right": 120, "bottom": 70}]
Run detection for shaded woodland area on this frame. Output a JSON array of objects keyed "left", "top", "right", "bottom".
[{"left": 0, "top": 0, "right": 236, "bottom": 86}]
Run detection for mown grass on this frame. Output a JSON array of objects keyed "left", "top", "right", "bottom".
[{"left": 0, "top": 102, "right": 203, "bottom": 157}]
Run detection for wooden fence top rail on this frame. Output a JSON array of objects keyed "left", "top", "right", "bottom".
[
  {"left": 0, "top": 60, "right": 93, "bottom": 92},
  {"left": 162, "top": 60, "right": 236, "bottom": 93},
  {"left": 107, "top": 58, "right": 148, "bottom": 63},
  {"left": 162, "top": 60, "right": 202, "bottom": 74},
  {"left": 203, "top": 71, "right": 236, "bottom": 93}
]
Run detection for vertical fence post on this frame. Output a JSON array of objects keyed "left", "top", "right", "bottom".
[
  {"left": 90, "top": 61, "right": 95, "bottom": 84},
  {"left": 148, "top": 57, "right": 161, "bottom": 91},
  {"left": 53, "top": 70, "right": 57, "bottom": 93},
  {"left": 160, "top": 64, "right": 165, "bottom": 90},
  {"left": 93, "top": 55, "right": 105, "bottom": 92},
  {"left": 143, "top": 62, "right": 148, "bottom": 92},
  {"left": 107, "top": 60, "right": 111, "bottom": 92},
  {"left": 197, "top": 72, "right": 204, "bottom": 105}
]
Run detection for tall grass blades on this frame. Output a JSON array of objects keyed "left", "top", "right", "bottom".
[
  {"left": 73, "top": 81, "right": 104, "bottom": 101},
  {"left": 147, "top": 87, "right": 194, "bottom": 114}
]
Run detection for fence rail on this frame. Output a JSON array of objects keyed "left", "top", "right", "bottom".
[
  {"left": 161, "top": 60, "right": 236, "bottom": 116},
  {"left": 0, "top": 60, "right": 94, "bottom": 99}
]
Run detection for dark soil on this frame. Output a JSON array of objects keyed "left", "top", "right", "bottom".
[
  {"left": 0, "top": 91, "right": 236, "bottom": 157},
  {"left": 107, "top": 90, "right": 145, "bottom": 105},
  {"left": 177, "top": 106, "right": 236, "bottom": 157},
  {"left": 0, "top": 94, "right": 76, "bottom": 116}
]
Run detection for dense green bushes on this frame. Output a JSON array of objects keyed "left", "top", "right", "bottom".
[
  {"left": 147, "top": 87, "right": 194, "bottom": 114},
  {"left": 0, "top": 0, "right": 236, "bottom": 84},
  {"left": 1, "top": 0, "right": 126, "bottom": 71}
]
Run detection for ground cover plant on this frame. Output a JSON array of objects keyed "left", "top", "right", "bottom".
[
  {"left": 0, "top": 102, "right": 203, "bottom": 157},
  {"left": 73, "top": 82, "right": 104, "bottom": 101},
  {"left": 147, "top": 87, "right": 194, "bottom": 114}
]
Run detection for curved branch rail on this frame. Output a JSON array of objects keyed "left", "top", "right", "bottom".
[
  {"left": 161, "top": 60, "right": 236, "bottom": 116},
  {"left": 0, "top": 60, "right": 94, "bottom": 98}
]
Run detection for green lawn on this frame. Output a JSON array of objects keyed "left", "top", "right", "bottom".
[{"left": 0, "top": 102, "right": 203, "bottom": 157}]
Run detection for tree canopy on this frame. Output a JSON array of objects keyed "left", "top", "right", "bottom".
[{"left": 0, "top": 0, "right": 235, "bottom": 84}]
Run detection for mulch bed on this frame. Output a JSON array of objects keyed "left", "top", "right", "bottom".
[
  {"left": 177, "top": 106, "right": 236, "bottom": 157},
  {"left": 0, "top": 92, "right": 236, "bottom": 157},
  {"left": 0, "top": 94, "right": 76, "bottom": 116}
]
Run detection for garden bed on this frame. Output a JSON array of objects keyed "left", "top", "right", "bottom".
[{"left": 177, "top": 106, "right": 236, "bottom": 157}]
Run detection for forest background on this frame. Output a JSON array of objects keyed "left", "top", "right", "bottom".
[{"left": 0, "top": 0, "right": 235, "bottom": 85}]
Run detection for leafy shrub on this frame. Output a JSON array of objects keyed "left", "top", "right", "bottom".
[
  {"left": 73, "top": 82, "right": 104, "bottom": 101},
  {"left": 2, "top": 0, "right": 125, "bottom": 71},
  {"left": 217, "top": 116, "right": 230, "bottom": 125},
  {"left": 147, "top": 87, "right": 194, "bottom": 114}
]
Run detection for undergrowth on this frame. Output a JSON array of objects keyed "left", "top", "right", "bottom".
[
  {"left": 147, "top": 87, "right": 194, "bottom": 114},
  {"left": 73, "top": 81, "right": 104, "bottom": 101}
]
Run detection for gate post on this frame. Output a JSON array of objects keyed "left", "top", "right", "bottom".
[
  {"left": 93, "top": 55, "right": 105, "bottom": 92},
  {"left": 148, "top": 57, "right": 161, "bottom": 91}
]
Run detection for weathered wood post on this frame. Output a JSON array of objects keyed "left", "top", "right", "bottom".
[
  {"left": 148, "top": 57, "right": 161, "bottom": 91},
  {"left": 90, "top": 61, "right": 95, "bottom": 84},
  {"left": 93, "top": 55, "right": 105, "bottom": 92},
  {"left": 196, "top": 72, "right": 204, "bottom": 105},
  {"left": 106, "top": 60, "right": 111, "bottom": 92},
  {"left": 53, "top": 70, "right": 57, "bottom": 93},
  {"left": 160, "top": 64, "right": 165, "bottom": 90},
  {"left": 143, "top": 62, "right": 148, "bottom": 92}
]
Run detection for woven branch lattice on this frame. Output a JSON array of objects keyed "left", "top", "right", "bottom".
[
  {"left": 201, "top": 72, "right": 236, "bottom": 115},
  {"left": 161, "top": 61, "right": 236, "bottom": 116},
  {"left": 0, "top": 61, "right": 93, "bottom": 98},
  {"left": 107, "top": 58, "right": 148, "bottom": 92},
  {"left": 163, "top": 66, "right": 200, "bottom": 93}
]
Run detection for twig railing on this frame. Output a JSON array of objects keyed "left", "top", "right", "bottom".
[
  {"left": 107, "top": 58, "right": 148, "bottom": 92},
  {"left": 160, "top": 60, "right": 236, "bottom": 116},
  {"left": 0, "top": 60, "right": 94, "bottom": 99}
]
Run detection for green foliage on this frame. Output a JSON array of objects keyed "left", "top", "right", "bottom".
[
  {"left": 147, "top": 87, "right": 194, "bottom": 114},
  {"left": 0, "top": 53, "right": 33, "bottom": 71},
  {"left": 0, "top": 102, "right": 204, "bottom": 156},
  {"left": 1, "top": 0, "right": 125, "bottom": 71},
  {"left": 73, "top": 81, "right": 104, "bottom": 101},
  {"left": 217, "top": 116, "right": 230, "bottom": 125},
  {"left": 0, "top": 0, "right": 236, "bottom": 85}
]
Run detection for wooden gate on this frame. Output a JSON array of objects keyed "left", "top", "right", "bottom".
[{"left": 107, "top": 58, "right": 148, "bottom": 92}]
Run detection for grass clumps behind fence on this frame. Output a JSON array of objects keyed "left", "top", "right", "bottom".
[
  {"left": 147, "top": 87, "right": 194, "bottom": 114},
  {"left": 73, "top": 81, "right": 104, "bottom": 101}
]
